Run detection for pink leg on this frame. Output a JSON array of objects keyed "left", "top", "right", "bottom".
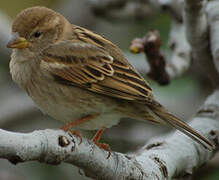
[
  {"left": 92, "top": 127, "right": 111, "bottom": 159},
  {"left": 61, "top": 115, "right": 97, "bottom": 144}
]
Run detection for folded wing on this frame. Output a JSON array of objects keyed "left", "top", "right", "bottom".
[{"left": 40, "top": 40, "right": 154, "bottom": 103}]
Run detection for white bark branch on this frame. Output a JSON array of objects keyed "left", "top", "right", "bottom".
[
  {"left": 166, "top": 19, "right": 191, "bottom": 80},
  {"left": 184, "top": 0, "right": 219, "bottom": 87},
  {"left": 0, "top": 89, "right": 218, "bottom": 180},
  {"left": 207, "top": 0, "right": 219, "bottom": 76}
]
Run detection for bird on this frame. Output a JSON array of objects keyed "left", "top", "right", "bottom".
[{"left": 7, "top": 6, "right": 214, "bottom": 155}]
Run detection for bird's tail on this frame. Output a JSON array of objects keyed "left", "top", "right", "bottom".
[{"left": 147, "top": 103, "right": 214, "bottom": 151}]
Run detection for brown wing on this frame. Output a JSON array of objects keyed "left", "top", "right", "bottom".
[{"left": 40, "top": 40, "right": 153, "bottom": 102}]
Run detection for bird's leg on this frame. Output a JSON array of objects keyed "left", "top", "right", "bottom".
[
  {"left": 61, "top": 115, "right": 96, "bottom": 131},
  {"left": 61, "top": 115, "right": 96, "bottom": 144},
  {"left": 92, "top": 127, "right": 111, "bottom": 159}
]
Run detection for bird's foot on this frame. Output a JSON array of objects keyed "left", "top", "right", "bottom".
[
  {"left": 63, "top": 128, "right": 83, "bottom": 144},
  {"left": 61, "top": 115, "right": 97, "bottom": 144},
  {"left": 92, "top": 127, "right": 111, "bottom": 159},
  {"left": 61, "top": 125, "right": 83, "bottom": 144}
]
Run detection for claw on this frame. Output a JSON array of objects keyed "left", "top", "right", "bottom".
[{"left": 71, "top": 130, "right": 83, "bottom": 144}]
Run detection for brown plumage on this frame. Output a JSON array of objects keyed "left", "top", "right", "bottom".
[{"left": 7, "top": 6, "right": 214, "bottom": 151}]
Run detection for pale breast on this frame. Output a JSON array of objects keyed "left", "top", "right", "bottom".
[
  {"left": 10, "top": 55, "right": 122, "bottom": 130},
  {"left": 9, "top": 50, "right": 124, "bottom": 130}
]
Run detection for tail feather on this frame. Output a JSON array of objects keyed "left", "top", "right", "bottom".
[{"left": 147, "top": 104, "right": 214, "bottom": 150}]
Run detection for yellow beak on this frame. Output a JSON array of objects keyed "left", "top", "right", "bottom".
[{"left": 6, "top": 32, "right": 28, "bottom": 49}]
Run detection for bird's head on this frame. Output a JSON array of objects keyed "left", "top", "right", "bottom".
[{"left": 7, "top": 6, "right": 71, "bottom": 53}]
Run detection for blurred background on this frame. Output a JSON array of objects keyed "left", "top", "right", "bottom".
[{"left": 0, "top": 0, "right": 218, "bottom": 180}]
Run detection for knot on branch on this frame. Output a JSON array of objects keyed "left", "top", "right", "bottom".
[
  {"left": 145, "top": 142, "right": 164, "bottom": 150},
  {"left": 58, "top": 135, "right": 70, "bottom": 147},
  {"left": 209, "top": 130, "right": 219, "bottom": 150},
  {"left": 38, "top": 130, "right": 77, "bottom": 165},
  {"left": 197, "top": 104, "right": 219, "bottom": 119},
  {"left": 150, "top": 155, "right": 168, "bottom": 179}
]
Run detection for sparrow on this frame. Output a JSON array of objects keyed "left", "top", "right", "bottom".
[{"left": 7, "top": 6, "right": 214, "bottom": 154}]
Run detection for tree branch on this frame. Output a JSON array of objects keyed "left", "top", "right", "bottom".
[
  {"left": 128, "top": 0, "right": 193, "bottom": 85},
  {"left": 184, "top": 0, "right": 219, "bottom": 87},
  {"left": 166, "top": 19, "right": 191, "bottom": 80},
  {"left": 130, "top": 30, "right": 170, "bottom": 85},
  {"left": 129, "top": 23, "right": 191, "bottom": 85},
  {"left": 207, "top": 0, "right": 219, "bottom": 78},
  {"left": 1, "top": 0, "right": 219, "bottom": 179},
  {"left": 0, "top": 89, "right": 218, "bottom": 180}
]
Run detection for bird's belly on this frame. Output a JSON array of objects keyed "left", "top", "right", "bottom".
[
  {"left": 76, "top": 113, "right": 120, "bottom": 130},
  {"left": 38, "top": 100, "right": 121, "bottom": 130},
  {"left": 29, "top": 82, "right": 122, "bottom": 130}
]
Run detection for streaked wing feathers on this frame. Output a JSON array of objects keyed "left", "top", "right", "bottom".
[{"left": 41, "top": 40, "right": 152, "bottom": 102}]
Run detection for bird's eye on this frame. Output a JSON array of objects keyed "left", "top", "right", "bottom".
[{"left": 34, "top": 31, "right": 41, "bottom": 38}]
